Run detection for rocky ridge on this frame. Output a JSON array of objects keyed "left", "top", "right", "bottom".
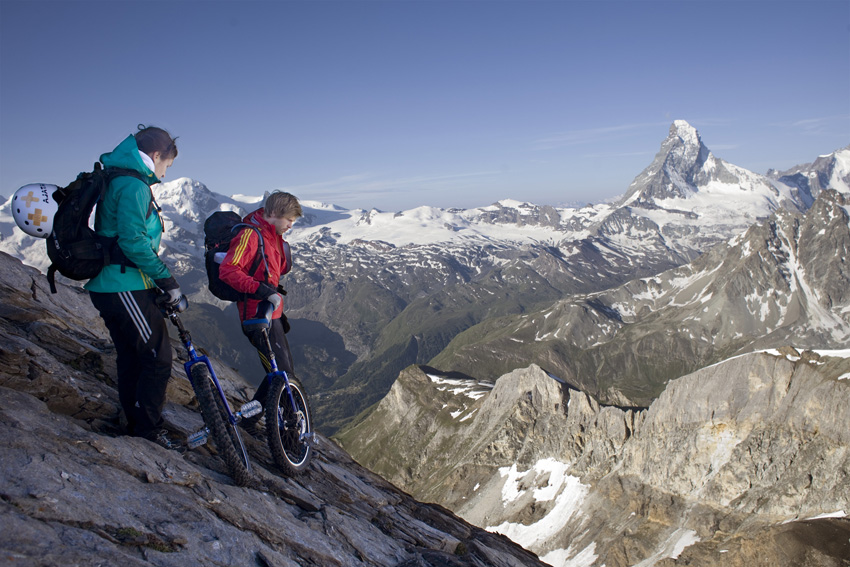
[
  {"left": 0, "top": 250, "right": 547, "bottom": 567},
  {"left": 338, "top": 356, "right": 850, "bottom": 567}
]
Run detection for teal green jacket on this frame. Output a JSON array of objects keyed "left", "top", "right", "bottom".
[{"left": 84, "top": 135, "right": 172, "bottom": 293}]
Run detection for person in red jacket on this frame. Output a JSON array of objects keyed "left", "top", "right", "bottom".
[{"left": 218, "top": 191, "right": 302, "bottom": 433}]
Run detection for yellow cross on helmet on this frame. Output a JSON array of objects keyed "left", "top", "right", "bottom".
[{"left": 12, "top": 183, "right": 59, "bottom": 238}]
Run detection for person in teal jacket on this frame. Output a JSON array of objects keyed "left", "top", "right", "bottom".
[{"left": 86, "top": 125, "right": 186, "bottom": 451}]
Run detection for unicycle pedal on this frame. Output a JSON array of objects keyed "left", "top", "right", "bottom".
[
  {"left": 187, "top": 427, "right": 210, "bottom": 449},
  {"left": 237, "top": 400, "right": 262, "bottom": 420}
]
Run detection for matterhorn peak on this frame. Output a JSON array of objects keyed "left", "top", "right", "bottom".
[
  {"left": 617, "top": 120, "right": 713, "bottom": 206},
  {"left": 660, "top": 120, "right": 708, "bottom": 161},
  {"left": 669, "top": 119, "right": 702, "bottom": 148},
  {"left": 614, "top": 120, "right": 806, "bottom": 221}
]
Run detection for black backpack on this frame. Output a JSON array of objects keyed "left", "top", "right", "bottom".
[
  {"left": 46, "top": 162, "right": 149, "bottom": 293},
  {"left": 203, "top": 211, "right": 268, "bottom": 302}
]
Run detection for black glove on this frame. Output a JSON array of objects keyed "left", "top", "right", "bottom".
[
  {"left": 253, "top": 282, "right": 278, "bottom": 300},
  {"left": 155, "top": 277, "right": 187, "bottom": 312},
  {"left": 154, "top": 276, "right": 180, "bottom": 291}
]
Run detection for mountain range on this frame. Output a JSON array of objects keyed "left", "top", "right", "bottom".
[
  {"left": 428, "top": 187, "right": 850, "bottom": 406},
  {"left": 1, "top": 121, "right": 848, "bottom": 434}
]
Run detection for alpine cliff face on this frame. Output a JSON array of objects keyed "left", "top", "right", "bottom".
[
  {"left": 0, "top": 250, "right": 546, "bottom": 567},
  {"left": 619, "top": 121, "right": 803, "bottom": 206},
  {"left": 337, "top": 356, "right": 850, "bottom": 567}
]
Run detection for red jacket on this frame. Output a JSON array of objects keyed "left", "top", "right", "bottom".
[{"left": 219, "top": 208, "right": 290, "bottom": 321}]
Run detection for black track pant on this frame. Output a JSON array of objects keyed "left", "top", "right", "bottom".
[
  {"left": 243, "top": 317, "right": 294, "bottom": 406},
  {"left": 90, "top": 289, "right": 172, "bottom": 438}
]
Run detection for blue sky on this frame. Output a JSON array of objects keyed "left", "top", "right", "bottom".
[{"left": 1, "top": 0, "right": 848, "bottom": 211}]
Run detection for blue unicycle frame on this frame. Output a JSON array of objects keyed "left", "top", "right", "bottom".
[
  {"left": 181, "top": 345, "right": 248, "bottom": 446},
  {"left": 161, "top": 303, "right": 259, "bottom": 485}
]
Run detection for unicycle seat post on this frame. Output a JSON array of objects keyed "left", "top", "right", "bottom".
[
  {"left": 166, "top": 312, "right": 197, "bottom": 360},
  {"left": 261, "top": 327, "right": 279, "bottom": 373}
]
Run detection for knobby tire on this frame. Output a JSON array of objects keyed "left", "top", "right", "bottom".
[
  {"left": 265, "top": 374, "right": 313, "bottom": 475},
  {"left": 191, "top": 363, "right": 253, "bottom": 486}
]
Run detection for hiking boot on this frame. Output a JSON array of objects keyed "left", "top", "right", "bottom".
[{"left": 143, "top": 429, "right": 186, "bottom": 453}]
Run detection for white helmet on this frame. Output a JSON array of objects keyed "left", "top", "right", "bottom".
[{"left": 12, "top": 183, "right": 59, "bottom": 238}]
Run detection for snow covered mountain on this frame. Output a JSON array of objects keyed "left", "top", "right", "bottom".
[
  {"left": 607, "top": 120, "right": 814, "bottom": 258},
  {"left": 1, "top": 121, "right": 843, "bottom": 275},
  {"left": 0, "top": 121, "right": 847, "bottom": 432},
  {"left": 768, "top": 142, "right": 850, "bottom": 200},
  {"left": 429, "top": 187, "right": 850, "bottom": 406}
]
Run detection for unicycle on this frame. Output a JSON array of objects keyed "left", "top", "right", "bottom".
[
  {"left": 242, "top": 301, "right": 315, "bottom": 476},
  {"left": 159, "top": 296, "right": 258, "bottom": 486}
]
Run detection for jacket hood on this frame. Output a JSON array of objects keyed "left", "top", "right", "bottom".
[
  {"left": 100, "top": 135, "right": 159, "bottom": 184},
  {"left": 245, "top": 208, "right": 276, "bottom": 232},
  {"left": 246, "top": 208, "right": 266, "bottom": 225}
]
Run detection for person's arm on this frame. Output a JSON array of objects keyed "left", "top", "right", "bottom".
[
  {"left": 112, "top": 177, "right": 170, "bottom": 280},
  {"left": 219, "top": 227, "right": 272, "bottom": 296}
]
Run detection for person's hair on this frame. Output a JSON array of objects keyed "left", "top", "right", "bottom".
[
  {"left": 134, "top": 124, "right": 178, "bottom": 160},
  {"left": 264, "top": 191, "right": 302, "bottom": 218}
]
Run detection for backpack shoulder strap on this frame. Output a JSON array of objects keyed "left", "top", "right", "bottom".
[
  {"left": 103, "top": 167, "right": 145, "bottom": 187},
  {"left": 100, "top": 167, "right": 157, "bottom": 271},
  {"left": 47, "top": 265, "right": 59, "bottom": 294}
]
